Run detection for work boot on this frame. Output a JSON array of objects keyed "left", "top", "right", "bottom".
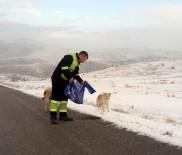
[
  {"left": 59, "top": 112, "right": 73, "bottom": 121},
  {"left": 50, "top": 112, "right": 59, "bottom": 124}
]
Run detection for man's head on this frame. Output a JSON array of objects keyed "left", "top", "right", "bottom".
[{"left": 78, "top": 51, "right": 88, "bottom": 63}]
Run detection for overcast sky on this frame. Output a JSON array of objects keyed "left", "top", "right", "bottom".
[{"left": 1, "top": 0, "right": 182, "bottom": 51}]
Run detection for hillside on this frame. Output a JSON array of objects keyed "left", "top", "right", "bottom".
[{"left": 1, "top": 58, "right": 182, "bottom": 147}]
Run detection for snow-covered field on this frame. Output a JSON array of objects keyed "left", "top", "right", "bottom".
[{"left": 1, "top": 58, "right": 182, "bottom": 147}]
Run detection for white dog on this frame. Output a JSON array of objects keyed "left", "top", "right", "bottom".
[
  {"left": 96, "top": 93, "right": 111, "bottom": 112},
  {"left": 41, "top": 87, "right": 52, "bottom": 111}
]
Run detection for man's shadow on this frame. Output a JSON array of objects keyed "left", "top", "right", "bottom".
[{"left": 77, "top": 115, "right": 101, "bottom": 120}]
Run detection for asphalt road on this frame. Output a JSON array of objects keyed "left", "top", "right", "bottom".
[{"left": 0, "top": 85, "right": 182, "bottom": 155}]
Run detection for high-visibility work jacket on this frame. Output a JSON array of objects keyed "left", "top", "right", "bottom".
[
  {"left": 51, "top": 53, "right": 83, "bottom": 83},
  {"left": 61, "top": 53, "right": 79, "bottom": 80}
]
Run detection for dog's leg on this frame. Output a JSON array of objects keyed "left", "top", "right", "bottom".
[
  {"left": 45, "top": 102, "right": 47, "bottom": 112},
  {"left": 102, "top": 103, "right": 105, "bottom": 112},
  {"left": 107, "top": 103, "right": 109, "bottom": 112},
  {"left": 99, "top": 103, "right": 102, "bottom": 110},
  {"left": 45, "top": 101, "right": 49, "bottom": 112},
  {"left": 96, "top": 101, "right": 100, "bottom": 110}
]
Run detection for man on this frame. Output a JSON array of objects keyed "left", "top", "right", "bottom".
[{"left": 50, "top": 51, "right": 88, "bottom": 124}]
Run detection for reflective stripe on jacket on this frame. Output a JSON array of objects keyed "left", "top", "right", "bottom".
[{"left": 61, "top": 53, "right": 79, "bottom": 80}]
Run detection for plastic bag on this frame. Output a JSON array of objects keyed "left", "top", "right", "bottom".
[
  {"left": 64, "top": 80, "right": 85, "bottom": 104},
  {"left": 84, "top": 81, "right": 96, "bottom": 94}
]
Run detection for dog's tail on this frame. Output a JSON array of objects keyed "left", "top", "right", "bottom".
[
  {"left": 43, "top": 90, "right": 46, "bottom": 95},
  {"left": 41, "top": 90, "right": 46, "bottom": 101}
]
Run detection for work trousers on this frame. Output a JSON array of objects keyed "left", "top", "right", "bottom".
[{"left": 50, "top": 78, "right": 69, "bottom": 112}]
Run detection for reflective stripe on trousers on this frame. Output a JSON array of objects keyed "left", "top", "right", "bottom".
[{"left": 50, "top": 100, "right": 67, "bottom": 112}]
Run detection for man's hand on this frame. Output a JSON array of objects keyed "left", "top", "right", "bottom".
[{"left": 69, "top": 77, "right": 75, "bottom": 83}]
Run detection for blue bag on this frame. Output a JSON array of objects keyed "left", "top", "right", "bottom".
[
  {"left": 64, "top": 80, "right": 85, "bottom": 104},
  {"left": 64, "top": 80, "right": 96, "bottom": 104},
  {"left": 84, "top": 81, "right": 96, "bottom": 94}
]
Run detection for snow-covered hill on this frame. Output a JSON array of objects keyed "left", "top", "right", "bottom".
[
  {"left": 0, "top": 58, "right": 182, "bottom": 147},
  {"left": 0, "top": 57, "right": 109, "bottom": 78}
]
